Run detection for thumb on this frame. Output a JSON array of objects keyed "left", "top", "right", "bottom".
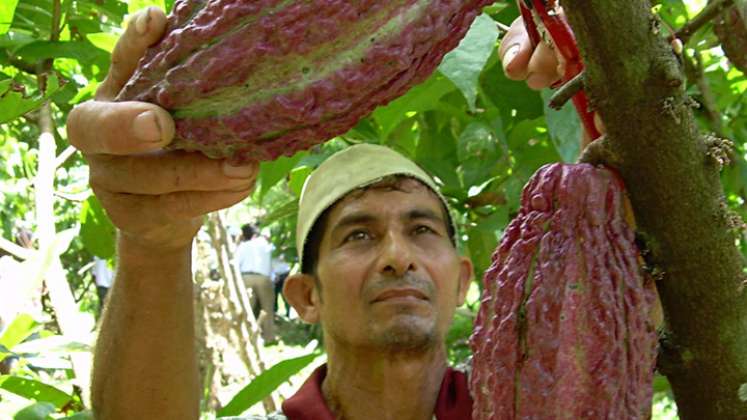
[{"left": 499, "top": 17, "right": 534, "bottom": 81}]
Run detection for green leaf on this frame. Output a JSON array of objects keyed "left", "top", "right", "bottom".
[
  {"left": 261, "top": 198, "right": 299, "bottom": 226},
  {"left": 217, "top": 351, "right": 322, "bottom": 417},
  {"left": 257, "top": 151, "right": 307, "bottom": 201},
  {"left": 288, "top": 166, "right": 313, "bottom": 197},
  {"left": 15, "top": 41, "right": 109, "bottom": 66},
  {"left": 439, "top": 14, "right": 500, "bottom": 112},
  {"left": 466, "top": 224, "right": 497, "bottom": 278},
  {"left": 85, "top": 32, "right": 118, "bottom": 53},
  {"left": 165, "top": 0, "right": 177, "bottom": 13},
  {"left": 79, "top": 195, "right": 116, "bottom": 259},
  {"left": 457, "top": 121, "right": 498, "bottom": 163},
  {"left": 0, "top": 0, "right": 19, "bottom": 35},
  {"left": 0, "top": 79, "right": 11, "bottom": 96},
  {"left": 414, "top": 113, "right": 462, "bottom": 197},
  {"left": 458, "top": 121, "right": 501, "bottom": 187},
  {"left": 541, "top": 89, "right": 581, "bottom": 163},
  {"left": 128, "top": 0, "right": 166, "bottom": 15},
  {"left": 0, "top": 75, "right": 60, "bottom": 124},
  {"left": 373, "top": 73, "right": 455, "bottom": 139},
  {"left": 67, "top": 18, "right": 103, "bottom": 35},
  {"left": 0, "top": 376, "right": 73, "bottom": 409},
  {"left": 0, "top": 314, "right": 39, "bottom": 352},
  {"left": 13, "top": 402, "right": 55, "bottom": 420},
  {"left": 481, "top": 59, "right": 543, "bottom": 123},
  {"left": 12, "top": 335, "right": 91, "bottom": 356}
]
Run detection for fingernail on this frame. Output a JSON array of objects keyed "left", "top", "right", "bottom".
[
  {"left": 223, "top": 161, "right": 258, "bottom": 179},
  {"left": 132, "top": 110, "right": 163, "bottom": 143},
  {"left": 502, "top": 44, "right": 520, "bottom": 70},
  {"left": 135, "top": 8, "right": 151, "bottom": 35}
]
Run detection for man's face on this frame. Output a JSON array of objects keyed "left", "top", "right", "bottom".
[{"left": 313, "top": 179, "right": 472, "bottom": 353}]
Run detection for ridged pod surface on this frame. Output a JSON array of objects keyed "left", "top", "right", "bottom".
[
  {"left": 469, "top": 163, "right": 657, "bottom": 420},
  {"left": 117, "top": 0, "right": 493, "bottom": 162},
  {"left": 714, "top": 2, "right": 747, "bottom": 73}
]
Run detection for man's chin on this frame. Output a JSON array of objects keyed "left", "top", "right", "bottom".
[{"left": 372, "top": 320, "right": 438, "bottom": 353}]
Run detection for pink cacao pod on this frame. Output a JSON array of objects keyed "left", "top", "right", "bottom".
[
  {"left": 116, "top": 0, "right": 493, "bottom": 162},
  {"left": 469, "top": 163, "right": 658, "bottom": 420}
]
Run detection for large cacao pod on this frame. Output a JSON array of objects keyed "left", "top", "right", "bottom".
[
  {"left": 117, "top": 0, "right": 493, "bottom": 162},
  {"left": 469, "top": 163, "right": 658, "bottom": 419},
  {"left": 714, "top": 0, "right": 747, "bottom": 73}
]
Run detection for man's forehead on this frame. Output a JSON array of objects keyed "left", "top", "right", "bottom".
[{"left": 328, "top": 180, "right": 445, "bottom": 224}]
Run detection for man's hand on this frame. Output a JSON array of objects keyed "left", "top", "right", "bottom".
[
  {"left": 499, "top": 17, "right": 564, "bottom": 90},
  {"left": 499, "top": 16, "right": 604, "bottom": 146},
  {"left": 67, "top": 7, "right": 258, "bottom": 254}
]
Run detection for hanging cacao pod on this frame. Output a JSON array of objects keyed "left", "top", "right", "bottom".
[
  {"left": 469, "top": 163, "right": 658, "bottom": 420},
  {"left": 116, "top": 0, "right": 493, "bottom": 162},
  {"left": 714, "top": 1, "right": 747, "bottom": 73}
]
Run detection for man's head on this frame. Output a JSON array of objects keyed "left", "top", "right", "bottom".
[
  {"left": 283, "top": 144, "right": 472, "bottom": 355},
  {"left": 241, "top": 224, "right": 256, "bottom": 242}
]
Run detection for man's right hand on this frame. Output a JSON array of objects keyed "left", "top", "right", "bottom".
[{"left": 67, "top": 7, "right": 258, "bottom": 254}]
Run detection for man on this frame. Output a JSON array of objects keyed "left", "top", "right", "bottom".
[
  {"left": 67, "top": 7, "right": 561, "bottom": 420},
  {"left": 234, "top": 224, "right": 276, "bottom": 343}
]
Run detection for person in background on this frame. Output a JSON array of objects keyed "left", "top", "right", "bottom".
[
  {"left": 271, "top": 254, "right": 292, "bottom": 318},
  {"left": 93, "top": 256, "right": 114, "bottom": 315},
  {"left": 234, "top": 224, "right": 276, "bottom": 343}
]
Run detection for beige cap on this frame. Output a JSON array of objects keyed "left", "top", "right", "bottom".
[{"left": 296, "top": 143, "right": 457, "bottom": 272}]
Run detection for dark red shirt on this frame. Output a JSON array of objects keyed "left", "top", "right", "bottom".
[{"left": 281, "top": 364, "right": 473, "bottom": 420}]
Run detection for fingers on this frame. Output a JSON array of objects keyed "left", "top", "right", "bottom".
[
  {"left": 96, "top": 7, "right": 168, "bottom": 101},
  {"left": 67, "top": 100, "right": 174, "bottom": 155},
  {"left": 526, "top": 42, "right": 561, "bottom": 90},
  {"left": 88, "top": 152, "right": 259, "bottom": 195},
  {"left": 499, "top": 17, "right": 563, "bottom": 90},
  {"left": 500, "top": 17, "right": 533, "bottom": 81},
  {"left": 97, "top": 187, "right": 254, "bottom": 238}
]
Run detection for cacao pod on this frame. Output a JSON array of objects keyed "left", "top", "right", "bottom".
[
  {"left": 714, "top": 1, "right": 747, "bottom": 73},
  {"left": 469, "top": 163, "right": 658, "bottom": 420},
  {"left": 117, "top": 0, "right": 493, "bottom": 162}
]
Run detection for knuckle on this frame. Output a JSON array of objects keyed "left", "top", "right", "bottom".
[
  {"left": 162, "top": 192, "right": 196, "bottom": 220},
  {"left": 66, "top": 105, "right": 87, "bottom": 148}
]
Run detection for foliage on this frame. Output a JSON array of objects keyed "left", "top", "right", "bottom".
[{"left": 0, "top": 0, "right": 744, "bottom": 418}]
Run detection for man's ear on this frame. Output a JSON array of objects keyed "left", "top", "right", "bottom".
[
  {"left": 456, "top": 256, "right": 473, "bottom": 306},
  {"left": 283, "top": 273, "right": 321, "bottom": 324}
]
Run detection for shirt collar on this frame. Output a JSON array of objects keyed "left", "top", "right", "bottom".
[{"left": 281, "top": 363, "right": 472, "bottom": 420}]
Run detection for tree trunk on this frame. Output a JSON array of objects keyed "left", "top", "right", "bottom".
[
  {"left": 563, "top": 1, "right": 747, "bottom": 418},
  {"left": 35, "top": 100, "right": 93, "bottom": 405},
  {"left": 206, "top": 212, "right": 279, "bottom": 413}
]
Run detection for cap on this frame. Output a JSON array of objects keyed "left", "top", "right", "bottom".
[{"left": 296, "top": 143, "right": 457, "bottom": 272}]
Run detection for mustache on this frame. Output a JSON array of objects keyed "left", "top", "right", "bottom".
[{"left": 364, "top": 272, "right": 434, "bottom": 301}]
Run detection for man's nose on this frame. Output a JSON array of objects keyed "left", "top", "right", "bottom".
[{"left": 377, "top": 231, "right": 416, "bottom": 277}]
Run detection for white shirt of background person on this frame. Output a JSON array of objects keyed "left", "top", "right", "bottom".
[
  {"left": 234, "top": 234, "right": 274, "bottom": 277},
  {"left": 93, "top": 256, "right": 114, "bottom": 289}
]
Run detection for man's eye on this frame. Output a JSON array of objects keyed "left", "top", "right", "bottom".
[
  {"left": 414, "top": 225, "right": 435, "bottom": 235},
  {"left": 344, "top": 230, "right": 371, "bottom": 243}
]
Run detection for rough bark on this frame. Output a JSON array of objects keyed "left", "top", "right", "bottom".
[
  {"left": 205, "top": 212, "right": 279, "bottom": 413},
  {"left": 563, "top": 1, "right": 747, "bottom": 418}
]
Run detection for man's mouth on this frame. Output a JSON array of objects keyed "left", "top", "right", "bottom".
[{"left": 372, "top": 288, "right": 429, "bottom": 303}]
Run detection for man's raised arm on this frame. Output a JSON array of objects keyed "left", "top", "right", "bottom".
[{"left": 66, "top": 7, "right": 259, "bottom": 419}]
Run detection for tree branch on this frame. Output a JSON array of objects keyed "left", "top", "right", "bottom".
[
  {"left": 674, "top": 0, "right": 734, "bottom": 44},
  {"left": 682, "top": 49, "right": 724, "bottom": 137},
  {"left": 0, "top": 236, "right": 33, "bottom": 260},
  {"left": 54, "top": 145, "right": 78, "bottom": 169},
  {"left": 549, "top": 71, "right": 585, "bottom": 110},
  {"left": 564, "top": 1, "right": 747, "bottom": 418}
]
